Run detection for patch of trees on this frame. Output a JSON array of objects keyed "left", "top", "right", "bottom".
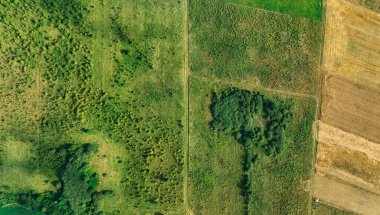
[
  {"left": 211, "top": 89, "right": 293, "bottom": 156},
  {"left": 0, "top": 143, "right": 111, "bottom": 215},
  {"left": 210, "top": 89, "right": 293, "bottom": 214}
]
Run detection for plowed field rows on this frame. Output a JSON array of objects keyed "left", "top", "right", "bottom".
[
  {"left": 321, "top": 75, "right": 380, "bottom": 143},
  {"left": 323, "top": 0, "right": 380, "bottom": 88},
  {"left": 316, "top": 122, "right": 380, "bottom": 193}
]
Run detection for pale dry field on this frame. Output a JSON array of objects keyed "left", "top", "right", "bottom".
[
  {"left": 314, "top": 122, "right": 380, "bottom": 214},
  {"left": 316, "top": 122, "right": 380, "bottom": 193},
  {"left": 321, "top": 75, "right": 380, "bottom": 143},
  {"left": 314, "top": 174, "right": 380, "bottom": 215},
  {"left": 323, "top": 0, "right": 380, "bottom": 88}
]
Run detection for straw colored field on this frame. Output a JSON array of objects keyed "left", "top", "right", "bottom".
[
  {"left": 321, "top": 75, "right": 380, "bottom": 143},
  {"left": 346, "top": 0, "right": 380, "bottom": 12},
  {"left": 323, "top": 0, "right": 380, "bottom": 88},
  {"left": 314, "top": 122, "right": 380, "bottom": 214},
  {"left": 313, "top": 175, "right": 380, "bottom": 215},
  {"left": 316, "top": 122, "right": 380, "bottom": 193}
]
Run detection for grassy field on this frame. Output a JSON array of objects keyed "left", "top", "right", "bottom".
[
  {"left": 313, "top": 202, "right": 358, "bottom": 215},
  {"left": 190, "top": 0, "right": 323, "bottom": 94},
  {"left": 224, "top": 0, "right": 322, "bottom": 20},
  {"left": 189, "top": 77, "right": 317, "bottom": 214},
  {"left": 0, "top": 0, "right": 185, "bottom": 214}
]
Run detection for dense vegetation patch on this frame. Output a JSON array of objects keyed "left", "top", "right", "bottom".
[
  {"left": 211, "top": 89, "right": 293, "bottom": 156},
  {"left": 210, "top": 89, "right": 293, "bottom": 214},
  {"left": 0, "top": 142, "right": 104, "bottom": 215},
  {"left": 224, "top": 0, "right": 322, "bottom": 20}
]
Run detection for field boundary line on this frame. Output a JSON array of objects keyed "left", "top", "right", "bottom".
[
  {"left": 182, "top": 0, "right": 192, "bottom": 214},
  {"left": 309, "top": 0, "right": 327, "bottom": 214},
  {"left": 193, "top": 75, "right": 317, "bottom": 100},
  {"left": 225, "top": 2, "right": 320, "bottom": 21}
]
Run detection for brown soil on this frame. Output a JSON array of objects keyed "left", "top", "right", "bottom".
[{"left": 321, "top": 75, "right": 380, "bottom": 143}]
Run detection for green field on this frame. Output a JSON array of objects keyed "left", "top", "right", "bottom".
[
  {"left": 0, "top": 0, "right": 329, "bottom": 214},
  {"left": 313, "top": 202, "right": 358, "bottom": 215},
  {"left": 224, "top": 0, "right": 322, "bottom": 20},
  {"left": 189, "top": 77, "right": 316, "bottom": 214},
  {"left": 190, "top": 0, "right": 323, "bottom": 94},
  {"left": 0, "top": 0, "right": 185, "bottom": 214}
]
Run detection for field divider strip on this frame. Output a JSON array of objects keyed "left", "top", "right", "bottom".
[
  {"left": 193, "top": 75, "right": 317, "bottom": 100},
  {"left": 225, "top": 2, "right": 307, "bottom": 19},
  {"left": 183, "top": 0, "right": 192, "bottom": 214}
]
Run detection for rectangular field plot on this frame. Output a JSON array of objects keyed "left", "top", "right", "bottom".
[
  {"left": 321, "top": 75, "right": 380, "bottom": 143},
  {"left": 323, "top": 0, "right": 380, "bottom": 88},
  {"left": 224, "top": 0, "right": 322, "bottom": 20},
  {"left": 313, "top": 175, "right": 380, "bottom": 215},
  {"left": 314, "top": 122, "right": 380, "bottom": 214},
  {"left": 190, "top": 0, "right": 323, "bottom": 94},
  {"left": 316, "top": 122, "right": 380, "bottom": 193},
  {"left": 189, "top": 77, "right": 317, "bottom": 214}
]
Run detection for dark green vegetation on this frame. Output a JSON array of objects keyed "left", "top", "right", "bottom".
[
  {"left": 224, "top": 0, "right": 322, "bottom": 20},
  {"left": 210, "top": 89, "right": 294, "bottom": 214},
  {"left": 189, "top": 78, "right": 316, "bottom": 214},
  {"left": 211, "top": 89, "right": 293, "bottom": 156},
  {"left": 190, "top": 0, "right": 322, "bottom": 94},
  {"left": 0, "top": 0, "right": 184, "bottom": 214}
]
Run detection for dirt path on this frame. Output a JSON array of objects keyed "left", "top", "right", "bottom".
[
  {"left": 194, "top": 75, "right": 317, "bottom": 100},
  {"left": 183, "top": 0, "right": 191, "bottom": 214}
]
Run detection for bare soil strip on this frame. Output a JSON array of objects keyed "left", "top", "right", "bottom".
[
  {"left": 318, "top": 122, "right": 380, "bottom": 162},
  {"left": 314, "top": 174, "right": 380, "bottom": 215},
  {"left": 323, "top": 0, "right": 380, "bottom": 88},
  {"left": 321, "top": 75, "right": 380, "bottom": 143}
]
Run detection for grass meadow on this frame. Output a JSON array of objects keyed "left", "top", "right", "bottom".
[
  {"left": 190, "top": 0, "right": 323, "bottom": 94},
  {"left": 189, "top": 77, "right": 317, "bottom": 214},
  {"left": 0, "top": 0, "right": 185, "bottom": 214}
]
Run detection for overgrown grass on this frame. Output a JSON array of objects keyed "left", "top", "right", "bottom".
[
  {"left": 0, "top": 0, "right": 185, "bottom": 214},
  {"left": 189, "top": 78, "right": 316, "bottom": 214},
  {"left": 190, "top": 0, "right": 322, "bottom": 94},
  {"left": 224, "top": 0, "right": 322, "bottom": 20},
  {"left": 312, "top": 202, "right": 358, "bottom": 215}
]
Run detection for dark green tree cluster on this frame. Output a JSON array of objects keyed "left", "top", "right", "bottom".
[
  {"left": 0, "top": 143, "right": 107, "bottom": 215},
  {"left": 210, "top": 88, "right": 293, "bottom": 214},
  {"left": 211, "top": 89, "right": 293, "bottom": 157}
]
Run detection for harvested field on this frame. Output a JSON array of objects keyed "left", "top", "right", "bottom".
[
  {"left": 316, "top": 122, "right": 380, "bottom": 193},
  {"left": 323, "top": 0, "right": 380, "bottom": 88},
  {"left": 313, "top": 174, "right": 380, "bottom": 215},
  {"left": 321, "top": 75, "right": 380, "bottom": 143}
]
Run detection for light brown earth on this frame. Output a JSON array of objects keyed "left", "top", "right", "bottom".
[
  {"left": 321, "top": 75, "right": 380, "bottom": 143},
  {"left": 323, "top": 0, "right": 380, "bottom": 88},
  {"left": 316, "top": 122, "right": 380, "bottom": 193},
  {"left": 314, "top": 174, "right": 380, "bottom": 215}
]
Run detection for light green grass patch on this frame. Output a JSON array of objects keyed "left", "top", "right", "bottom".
[
  {"left": 189, "top": 77, "right": 245, "bottom": 214},
  {"left": 224, "top": 0, "right": 322, "bottom": 20}
]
